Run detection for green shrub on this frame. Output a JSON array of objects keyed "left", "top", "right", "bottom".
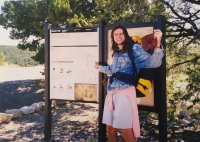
[
  {"left": 0, "top": 53, "right": 5, "bottom": 66},
  {"left": 0, "top": 45, "right": 41, "bottom": 67}
]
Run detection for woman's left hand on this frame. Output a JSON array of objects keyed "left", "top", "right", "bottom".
[
  {"left": 94, "top": 61, "right": 100, "bottom": 69},
  {"left": 154, "top": 29, "right": 162, "bottom": 48}
]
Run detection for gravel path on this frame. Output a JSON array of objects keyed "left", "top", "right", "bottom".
[
  {"left": 0, "top": 66, "right": 200, "bottom": 142},
  {"left": 0, "top": 102, "right": 99, "bottom": 142},
  {"left": 1, "top": 100, "right": 200, "bottom": 142}
]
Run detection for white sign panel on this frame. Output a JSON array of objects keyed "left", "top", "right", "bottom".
[{"left": 50, "top": 28, "right": 99, "bottom": 102}]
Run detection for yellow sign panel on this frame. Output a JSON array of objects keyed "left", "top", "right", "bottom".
[{"left": 74, "top": 83, "right": 97, "bottom": 102}]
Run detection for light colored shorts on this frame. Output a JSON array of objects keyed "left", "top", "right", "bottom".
[{"left": 102, "top": 91, "right": 133, "bottom": 129}]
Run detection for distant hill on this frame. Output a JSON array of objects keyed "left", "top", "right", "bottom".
[{"left": 0, "top": 45, "right": 41, "bottom": 67}]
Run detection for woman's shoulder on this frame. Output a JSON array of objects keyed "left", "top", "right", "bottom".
[{"left": 131, "top": 43, "right": 144, "bottom": 51}]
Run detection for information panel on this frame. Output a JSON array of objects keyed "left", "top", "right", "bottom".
[{"left": 49, "top": 28, "right": 99, "bottom": 102}]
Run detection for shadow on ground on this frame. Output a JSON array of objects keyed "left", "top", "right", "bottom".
[
  {"left": 0, "top": 102, "right": 99, "bottom": 142},
  {"left": 0, "top": 79, "right": 45, "bottom": 112}
]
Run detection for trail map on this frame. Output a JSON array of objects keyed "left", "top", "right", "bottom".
[{"left": 49, "top": 28, "right": 99, "bottom": 102}]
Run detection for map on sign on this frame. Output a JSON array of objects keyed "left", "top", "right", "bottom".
[{"left": 49, "top": 28, "right": 99, "bottom": 102}]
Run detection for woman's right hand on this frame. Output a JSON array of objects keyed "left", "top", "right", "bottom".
[
  {"left": 94, "top": 61, "right": 100, "bottom": 69},
  {"left": 154, "top": 29, "right": 162, "bottom": 48}
]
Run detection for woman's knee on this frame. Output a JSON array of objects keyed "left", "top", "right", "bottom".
[
  {"left": 121, "top": 128, "right": 134, "bottom": 137},
  {"left": 106, "top": 125, "right": 117, "bottom": 134}
]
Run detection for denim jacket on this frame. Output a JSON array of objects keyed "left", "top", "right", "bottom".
[{"left": 99, "top": 44, "right": 164, "bottom": 91}]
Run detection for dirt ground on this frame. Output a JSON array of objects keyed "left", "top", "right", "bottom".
[{"left": 0, "top": 65, "right": 45, "bottom": 112}]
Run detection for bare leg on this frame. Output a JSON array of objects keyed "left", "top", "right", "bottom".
[
  {"left": 121, "top": 128, "right": 136, "bottom": 142},
  {"left": 106, "top": 125, "right": 119, "bottom": 142}
]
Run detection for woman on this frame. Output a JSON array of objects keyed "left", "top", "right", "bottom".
[{"left": 94, "top": 25, "right": 164, "bottom": 142}]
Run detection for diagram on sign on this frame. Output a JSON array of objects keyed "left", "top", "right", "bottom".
[
  {"left": 76, "top": 47, "right": 97, "bottom": 66},
  {"left": 74, "top": 47, "right": 98, "bottom": 83}
]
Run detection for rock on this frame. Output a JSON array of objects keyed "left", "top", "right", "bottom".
[
  {"left": 194, "top": 119, "right": 200, "bottom": 125},
  {"left": 51, "top": 100, "right": 57, "bottom": 108},
  {"left": 0, "top": 113, "right": 13, "bottom": 123},
  {"left": 30, "top": 102, "right": 43, "bottom": 111},
  {"left": 179, "top": 110, "right": 190, "bottom": 120},
  {"left": 5, "top": 109, "right": 22, "bottom": 118},
  {"left": 83, "top": 131, "right": 88, "bottom": 135},
  {"left": 51, "top": 100, "right": 66, "bottom": 108},
  {"left": 185, "top": 101, "right": 193, "bottom": 107},
  {"left": 35, "top": 88, "right": 45, "bottom": 93},
  {"left": 20, "top": 106, "right": 35, "bottom": 114},
  {"left": 38, "top": 101, "right": 45, "bottom": 106},
  {"left": 56, "top": 100, "right": 66, "bottom": 105},
  {"left": 179, "top": 118, "right": 192, "bottom": 124}
]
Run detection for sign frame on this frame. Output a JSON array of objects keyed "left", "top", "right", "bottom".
[
  {"left": 44, "top": 15, "right": 167, "bottom": 142},
  {"left": 44, "top": 25, "right": 102, "bottom": 141}
]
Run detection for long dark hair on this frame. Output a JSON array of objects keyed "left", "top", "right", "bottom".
[{"left": 111, "top": 25, "right": 135, "bottom": 56}]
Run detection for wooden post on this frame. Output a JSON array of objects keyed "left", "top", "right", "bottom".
[
  {"left": 44, "top": 23, "right": 52, "bottom": 141},
  {"left": 98, "top": 20, "right": 107, "bottom": 142},
  {"left": 155, "top": 15, "right": 167, "bottom": 142}
]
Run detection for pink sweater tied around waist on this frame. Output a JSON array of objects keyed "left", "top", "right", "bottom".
[{"left": 107, "top": 86, "right": 141, "bottom": 138}]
